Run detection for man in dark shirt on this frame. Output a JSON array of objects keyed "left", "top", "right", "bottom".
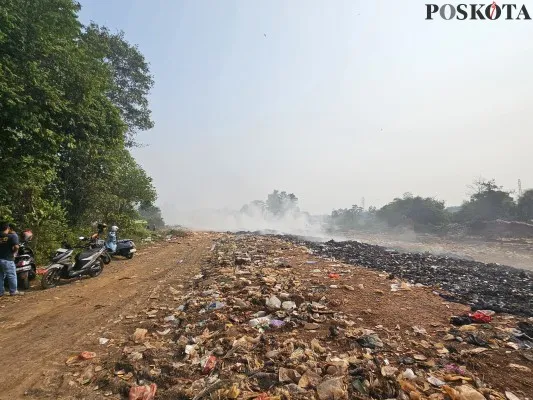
[{"left": 0, "top": 222, "right": 21, "bottom": 296}]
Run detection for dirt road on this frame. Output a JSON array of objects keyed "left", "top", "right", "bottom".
[{"left": 0, "top": 233, "right": 216, "bottom": 399}]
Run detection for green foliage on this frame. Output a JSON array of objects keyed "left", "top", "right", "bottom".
[
  {"left": 516, "top": 189, "right": 533, "bottom": 222},
  {"left": 0, "top": 0, "right": 159, "bottom": 262},
  {"left": 265, "top": 190, "right": 299, "bottom": 217},
  {"left": 330, "top": 205, "right": 365, "bottom": 229},
  {"left": 139, "top": 204, "right": 165, "bottom": 229},
  {"left": 377, "top": 193, "right": 449, "bottom": 232},
  {"left": 456, "top": 179, "right": 516, "bottom": 223},
  {"left": 83, "top": 23, "right": 155, "bottom": 146}
]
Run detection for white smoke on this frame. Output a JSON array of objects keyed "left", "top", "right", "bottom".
[{"left": 172, "top": 202, "right": 330, "bottom": 238}]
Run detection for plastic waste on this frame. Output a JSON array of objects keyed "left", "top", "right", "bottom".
[
  {"left": 207, "top": 301, "right": 225, "bottom": 311},
  {"left": 202, "top": 355, "right": 217, "bottom": 374},
  {"left": 356, "top": 334, "right": 383, "bottom": 349},
  {"left": 249, "top": 316, "right": 271, "bottom": 328},
  {"left": 269, "top": 319, "right": 285, "bottom": 328},
  {"left": 469, "top": 311, "right": 492, "bottom": 323},
  {"left": 281, "top": 301, "right": 296, "bottom": 311},
  {"left": 403, "top": 368, "right": 416, "bottom": 380},
  {"left": 427, "top": 376, "right": 445, "bottom": 387},
  {"left": 79, "top": 351, "right": 96, "bottom": 360},
  {"left": 129, "top": 383, "right": 157, "bottom": 400},
  {"left": 266, "top": 295, "right": 281, "bottom": 309},
  {"left": 450, "top": 315, "right": 472, "bottom": 326},
  {"left": 316, "top": 377, "right": 347, "bottom": 400}
]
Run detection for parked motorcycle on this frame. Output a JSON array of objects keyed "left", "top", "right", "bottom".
[
  {"left": 109, "top": 238, "right": 137, "bottom": 259},
  {"left": 3, "top": 230, "right": 37, "bottom": 290},
  {"left": 40, "top": 237, "right": 105, "bottom": 289},
  {"left": 15, "top": 231, "right": 37, "bottom": 290},
  {"left": 89, "top": 237, "right": 112, "bottom": 264}
]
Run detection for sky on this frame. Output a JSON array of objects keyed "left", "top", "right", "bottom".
[{"left": 78, "top": 1, "right": 533, "bottom": 222}]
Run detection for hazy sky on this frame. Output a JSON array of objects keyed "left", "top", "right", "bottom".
[{"left": 79, "top": 1, "right": 533, "bottom": 221}]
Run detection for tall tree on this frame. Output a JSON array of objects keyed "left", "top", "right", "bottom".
[
  {"left": 83, "top": 23, "right": 155, "bottom": 145},
  {"left": 0, "top": 0, "right": 159, "bottom": 258},
  {"left": 457, "top": 179, "right": 516, "bottom": 223},
  {"left": 517, "top": 189, "right": 533, "bottom": 222}
]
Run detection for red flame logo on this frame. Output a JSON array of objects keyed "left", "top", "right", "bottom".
[{"left": 490, "top": 1, "right": 497, "bottom": 19}]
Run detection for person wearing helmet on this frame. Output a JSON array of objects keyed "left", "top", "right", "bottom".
[
  {"left": 105, "top": 225, "right": 118, "bottom": 253},
  {"left": 91, "top": 222, "right": 107, "bottom": 241}
]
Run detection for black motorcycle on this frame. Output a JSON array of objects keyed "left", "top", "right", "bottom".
[
  {"left": 14, "top": 239, "right": 37, "bottom": 290},
  {"left": 3, "top": 230, "right": 37, "bottom": 290},
  {"left": 40, "top": 237, "right": 105, "bottom": 289}
]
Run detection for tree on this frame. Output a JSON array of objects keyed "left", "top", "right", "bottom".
[
  {"left": 456, "top": 179, "right": 516, "bottom": 223},
  {"left": 517, "top": 189, "right": 533, "bottom": 222},
  {"left": 0, "top": 0, "right": 159, "bottom": 259},
  {"left": 139, "top": 204, "right": 165, "bottom": 229},
  {"left": 266, "top": 190, "right": 299, "bottom": 217},
  {"left": 377, "top": 195, "right": 449, "bottom": 231},
  {"left": 240, "top": 200, "right": 266, "bottom": 216},
  {"left": 83, "top": 23, "right": 155, "bottom": 145}
]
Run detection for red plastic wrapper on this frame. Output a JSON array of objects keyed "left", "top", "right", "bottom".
[
  {"left": 328, "top": 273, "right": 340, "bottom": 279},
  {"left": 469, "top": 311, "right": 492, "bottom": 323},
  {"left": 129, "top": 384, "right": 157, "bottom": 400},
  {"left": 202, "top": 355, "right": 217, "bottom": 374}
]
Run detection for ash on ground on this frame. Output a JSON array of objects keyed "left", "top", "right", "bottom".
[{"left": 281, "top": 235, "right": 533, "bottom": 317}]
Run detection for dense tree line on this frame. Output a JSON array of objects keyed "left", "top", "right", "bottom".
[
  {"left": 0, "top": 0, "right": 163, "bottom": 259},
  {"left": 328, "top": 178, "right": 533, "bottom": 234}
]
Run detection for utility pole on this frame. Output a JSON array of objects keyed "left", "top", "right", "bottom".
[
  {"left": 361, "top": 197, "right": 365, "bottom": 210},
  {"left": 518, "top": 179, "right": 523, "bottom": 197}
]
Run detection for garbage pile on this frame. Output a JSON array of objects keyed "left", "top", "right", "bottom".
[
  {"left": 64, "top": 234, "right": 533, "bottom": 399},
  {"left": 281, "top": 236, "right": 533, "bottom": 317}
]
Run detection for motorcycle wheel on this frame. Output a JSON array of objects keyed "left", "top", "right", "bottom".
[
  {"left": 89, "top": 258, "right": 104, "bottom": 278},
  {"left": 126, "top": 252, "right": 134, "bottom": 260},
  {"left": 18, "top": 274, "right": 30, "bottom": 290},
  {"left": 29, "top": 265, "right": 37, "bottom": 280},
  {"left": 41, "top": 269, "right": 60, "bottom": 289},
  {"left": 102, "top": 253, "right": 111, "bottom": 265}
]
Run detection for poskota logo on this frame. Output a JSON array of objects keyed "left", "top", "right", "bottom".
[{"left": 426, "top": 2, "right": 532, "bottom": 20}]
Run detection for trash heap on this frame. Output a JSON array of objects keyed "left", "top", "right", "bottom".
[
  {"left": 65, "top": 234, "right": 533, "bottom": 400},
  {"left": 281, "top": 236, "right": 533, "bottom": 317}
]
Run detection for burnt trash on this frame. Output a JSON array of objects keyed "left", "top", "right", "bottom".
[{"left": 281, "top": 236, "right": 533, "bottom": 317}]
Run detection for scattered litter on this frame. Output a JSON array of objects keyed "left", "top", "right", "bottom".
[
  {"left": 79, "top": 351, "right": 96, "bottom": 360},
  {"left": 129, "top": 383, "right": 157, "bottom": 400},
  {"left": 427, "top": 375, "right": 446, "bottom": 387},
  {"left": 63, "top": 233, "right": 533, "bottom": 399},
  {"left": 132, "top": 328, "right": 148, "bottom": 343}
]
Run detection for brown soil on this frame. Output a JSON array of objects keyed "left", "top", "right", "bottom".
[
  {"left": 0, "top": 232, "right": 531, "bottom": 400},
  {"left": 0, "top": 233, "right": 218, "bottom": 399}
]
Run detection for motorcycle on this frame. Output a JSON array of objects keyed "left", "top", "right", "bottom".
[
  {"left": 15, "top": 237, "right": 37, "bottom": 290},
  {"left": 40, "top": 237, "right": 105, "bottom": 289},
  {"left": 3, "top": 230, "right": 37, "bottom": 290},
  {"left": 109, "top": 238, "right": 137, "bottom": 259},
  {"left": 89, "top": 237, "right": 112, "bottom": 265}
]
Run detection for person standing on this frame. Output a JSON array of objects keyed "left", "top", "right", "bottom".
[
  {"left": 0, "top": 222, "right": 22, "bottom": 296},
  {"left": 105, "top": 225, "right": 118, "bottom": 253}
]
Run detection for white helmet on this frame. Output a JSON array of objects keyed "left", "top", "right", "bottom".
[{"left": 110, "top": 225, "right": 119, "bottom": 232}]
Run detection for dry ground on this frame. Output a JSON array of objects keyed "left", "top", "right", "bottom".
[{"left": 0, "top": 232, "right": 531, "bottom": 399}]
